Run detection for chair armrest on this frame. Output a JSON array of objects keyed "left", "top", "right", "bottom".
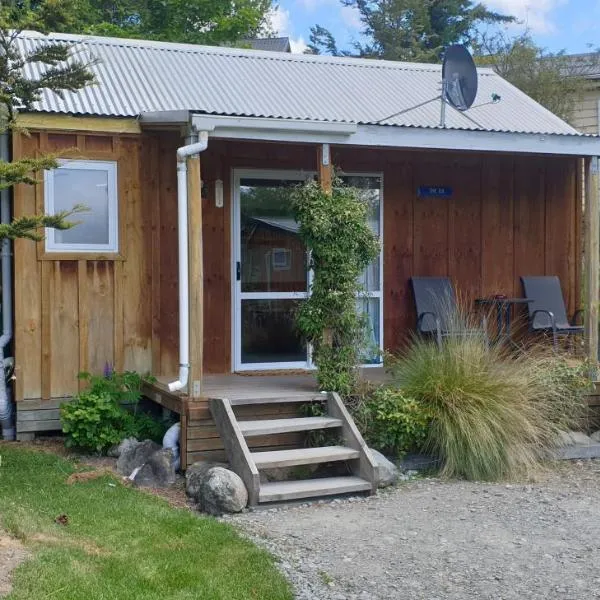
[
  {"left": 531, "top": 309, "right": 556, "bottom": 331},
  {"left": 571, "top": 309, "right": 584, "bottom": 326}
]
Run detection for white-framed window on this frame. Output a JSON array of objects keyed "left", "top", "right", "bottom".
[{"left": 44, "top": 159, "right": 119, "bottom": 253}]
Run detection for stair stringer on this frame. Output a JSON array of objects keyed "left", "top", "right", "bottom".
[
  {"left": 327, "top": 392, "right": 379, "bottom": 493},
  {"left": 209, "top": 398, "right": 260, "bottom": 505}
]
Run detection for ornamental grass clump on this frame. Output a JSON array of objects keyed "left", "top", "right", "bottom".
[{"left": 389, "top": 308, "right": 589, "bottom": 481}]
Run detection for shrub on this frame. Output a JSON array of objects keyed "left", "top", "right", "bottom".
[
  {"left": 389, "top": 315, "right": 590, "bottom": 480},
  {"left": 351, "top": 386, "right": 431, "bottom": 457},
  {"left": 61, "top": 390, "right": 126, "bottom": 453},
  {"left": 61, "top": 370, "right": 166, "bottom": 453}
]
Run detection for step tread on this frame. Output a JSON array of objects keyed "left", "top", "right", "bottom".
[
  {"left": 237, "top": 416, "right": 342, "bottom": 437},
  {"left": 229, "top": 395, "right": 324, "bottom": 406},
  {"left": 252, "top": 446, "right": 360, "bottom": 468},
  {"left": 259, "top": 476, "right": 372, "bottom": 502}
]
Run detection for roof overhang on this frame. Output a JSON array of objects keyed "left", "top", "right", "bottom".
[{"left": 138, "top": 111, "right": 600, "bottom": 157}]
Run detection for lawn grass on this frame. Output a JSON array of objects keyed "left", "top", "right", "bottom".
[{"left": 0, "top": 444, "right": 292, "bottom": 600}]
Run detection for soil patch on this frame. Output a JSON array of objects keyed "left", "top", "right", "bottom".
[{"left": 0, "top": 535, "right": 29, "bottom": 597}]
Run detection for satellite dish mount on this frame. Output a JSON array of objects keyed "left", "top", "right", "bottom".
[{"left": 440, "top": 44, "right": 478, "bottom": 128}]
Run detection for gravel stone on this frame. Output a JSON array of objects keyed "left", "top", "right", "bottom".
[{"left": 226, "top": 461, "right": 600, "bottom": 600}]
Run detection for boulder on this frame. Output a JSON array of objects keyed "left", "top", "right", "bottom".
[
  {"left": 116, "top": 439, "right": 161, "bottom": 476},
  {"left": 186, "top": 463, "right": 247, "bottom": 515},
  {"left": 369, "top": 448, "right": 399, "bottom": 488},
  {"left": 107, "top": 437, "right": 138, "bottom": 459},
  {"left": 555, "top": 431, "right": 593, "bottom": 447},
  {"left": 590, "top": 431, "right": 600, "bottom": 443},
  {"left": 133, "top": 448, "right": 177, "bottom": 488},
  {"left": 185, "top": 461, "right": 228, "bottom": 499}
]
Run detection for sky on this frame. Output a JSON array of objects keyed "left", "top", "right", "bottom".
[{"left": 269, "top": 0, "right": 600, "bottom": 55}]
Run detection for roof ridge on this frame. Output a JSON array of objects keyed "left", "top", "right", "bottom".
[{"left": 17, "top": 29, "right": 497, "bottom": 75}]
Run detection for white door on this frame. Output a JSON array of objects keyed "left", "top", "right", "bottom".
[{"left": 233, "top": 170, "right": 311, "bottom": 371}]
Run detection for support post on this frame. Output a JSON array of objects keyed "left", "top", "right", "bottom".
[
  {"left": 188, "top": 155, "right": 203, "bottom": 398},
  {"left": 584, "top": 156, "right": 599, "bottom": 371},
  {"left": 318, "top": 143, "right": 332, "bottom": 195}
]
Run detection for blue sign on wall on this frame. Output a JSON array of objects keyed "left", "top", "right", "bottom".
[{"left": 417, "top": 186, "right": 453, "bottom": 198}]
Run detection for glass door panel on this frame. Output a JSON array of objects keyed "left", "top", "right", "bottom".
[{"left": 236, "top": 174, "right": 309, "bottom": 370}]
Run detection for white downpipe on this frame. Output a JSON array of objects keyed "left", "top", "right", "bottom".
[
  {"left": 168, "top": 131, "right": 209, "bottom": 393},
  {"left": 0, "top": 133, "right": 14, "bottom": 440},
  {"left": 162, "top": 422, "right": 181, "bottom": 470}
]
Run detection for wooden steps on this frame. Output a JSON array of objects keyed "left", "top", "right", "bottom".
[
  {"left": 252, "top": 446, "right": 360, "bottom": 468},
  {"left": 210, "top": 392, "right": 378, "bottom": 505},
  {"left": 259, "top": 476, "right": 372, "bottom": 503},
  {"left": 238, "top": 416, "right": 342, "bottom": 436}
]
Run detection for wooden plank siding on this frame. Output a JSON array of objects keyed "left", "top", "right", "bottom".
[
  {"left": 13, "top": 130, "right": 156, "bottom": 403},
  {"left": 13, "top": 131, "right": 582, "bottom": 455}
]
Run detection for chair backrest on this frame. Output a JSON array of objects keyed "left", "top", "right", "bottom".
[
  {"left": 521, "top": 276, "right": 569, "bottom": 329},
  {"left": 410, "top": 277, "right": 456, "bottom": 334}
]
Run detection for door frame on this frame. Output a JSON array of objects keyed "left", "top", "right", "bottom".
[
  {"left": 231, "top": 168, "right": 385, "bottom": 372},
  {"left": 232, "top": 168, "right": 314, "bottom": 372}
]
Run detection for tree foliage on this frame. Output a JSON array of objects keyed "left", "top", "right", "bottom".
[
  {"left": 475, "top": 31, "right": 600, "bottom": 122},
  {"left": 309, "top": 0, "right": 513, "bottom": 61},
  {"left": 0, "top": 1, "right": 94, "bottom": 241},
  {"left": 26, "top": 0, "right": 274, "bottom": 46}
]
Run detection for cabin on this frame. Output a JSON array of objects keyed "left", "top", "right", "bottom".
[{"left": 7, "top": 31, "right": 600, "bottom": 503}]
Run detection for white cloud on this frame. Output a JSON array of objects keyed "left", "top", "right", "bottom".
[
  {"left": 340, "top": 5, "right": 362, "bottom": 30},
  {"left": 267, "top": 6, "right": 309, "bottom": 54},
  {"left": 484, "top": 0, "right": 567, "bottom": 34}
]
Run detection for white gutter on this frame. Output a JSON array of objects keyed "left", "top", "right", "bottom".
[{"left": 168, "top": 131, "right": 209, "bottom": 393}]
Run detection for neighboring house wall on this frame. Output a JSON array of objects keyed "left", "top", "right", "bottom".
[{"left": 570, "top": 84, "right": 600, "bottom": 133}]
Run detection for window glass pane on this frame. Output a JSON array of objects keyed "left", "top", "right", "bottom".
[
  {"left": 341, "top": 176, "right": 381, "bottom": 292},
  {"left": 357, "top": 297, "right": 382, "bottom": 364},
  {"left": 241, "top": 299, "right": 307, "bottom": 364},
  {"left": 53, "top": 167, "right": 110, "bottom": 245},
  {"left": 240, "top": 179, "right": 307, "bottom": 293}
]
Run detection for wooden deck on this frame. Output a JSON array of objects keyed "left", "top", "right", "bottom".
[{"left": 145, "top": 369, "right": 388, "bottom": 469}]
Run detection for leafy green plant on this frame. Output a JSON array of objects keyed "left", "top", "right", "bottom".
[
  {"left": 61, "top": 370, "right": 165, "bottom": 453},
  {"left": 292, "top": 178, "right": 380, "bottom": 395},
  {"left": 61, "top": 390, "right": 127, "bottom": 453},
  {"left": 389, "top": 305, "right": 590, "bottom": 481},
  {"left": 352, "top": 386, "right": 432, "bottom": 457}
]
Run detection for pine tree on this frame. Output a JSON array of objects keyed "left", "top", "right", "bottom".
[{"left": 0, "top": 0, "right": 94, "bottom": 241}]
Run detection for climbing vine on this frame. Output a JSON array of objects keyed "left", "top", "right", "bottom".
[{"left": 292, "top": 178, "right": 380, "bottom": 395}]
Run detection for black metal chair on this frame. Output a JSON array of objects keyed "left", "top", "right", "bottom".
[
  {"left": 410, "top": 277, "right": 487, "bottom": 348},
  {"left": 520, "top": 276, "right": 583, "bottom": 349}
]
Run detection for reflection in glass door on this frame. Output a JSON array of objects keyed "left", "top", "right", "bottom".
[{"left": 234, "top": 171, "right": 309, "bottom": 370}]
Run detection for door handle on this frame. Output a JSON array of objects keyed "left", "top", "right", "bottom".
[{"left": 236, "top": 261, "right": 241, "bottom": 281}]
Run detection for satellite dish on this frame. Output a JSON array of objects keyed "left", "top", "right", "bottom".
[{"left": 442, "top": 45, "right": 478, "bottom": 112}]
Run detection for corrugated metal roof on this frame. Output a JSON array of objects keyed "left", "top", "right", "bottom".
[{"left": 16, "top": 31, "right": 580, "bottom": 136}]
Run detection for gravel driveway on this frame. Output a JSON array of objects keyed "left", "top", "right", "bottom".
[{"left": 227, "top": 460, "right": 600, "bottom": 600}]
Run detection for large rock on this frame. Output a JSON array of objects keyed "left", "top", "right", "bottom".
[
  {"left": 133, "top": 448, "right": 177, "bottom": 488},
  {"left": 186, "top": 463, "right": 247, "bottom": 515},
  {"left": 590, "top": 431, "right": 600, "bottom": 443},
  {"left": 116, "top": 439, "right": 161, "bottom": 476},
  {"left": 108, "top": 437, "right": 138, "bottom": 459},
  {"left": 369, "top": 448, "right": 399, "bottom": 488},
  {"left": 555, "top": 431, "right": 593, "bottom": 447}
]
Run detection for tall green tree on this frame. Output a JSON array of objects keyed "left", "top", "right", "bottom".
[
  {"left": 309, "top": 0, "right": 513, "bottom": 61},
  {"left": 0, "top": 0, "right": 93, "bottom": 240},
  {"left": 34, "top": 0, "right": 274, "bottom": 46},
  {"left": 476, "top": 31, "right": 600, "bottom": 122}
]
